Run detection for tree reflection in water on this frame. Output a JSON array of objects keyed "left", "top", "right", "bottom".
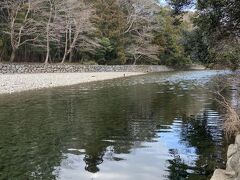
[
  {"left": 167, "top": 109, "right": 227, "bottom": 180},
  {"left": 0, "top": 71, "right": 231, "bottom": 179}
]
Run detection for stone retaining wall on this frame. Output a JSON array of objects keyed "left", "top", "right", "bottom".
[
  {"left": 211, "top": 134, "right": 240, "bottom": 180},
  {"left": 0, "top": 64, "right": 173, "bottom": 74}
]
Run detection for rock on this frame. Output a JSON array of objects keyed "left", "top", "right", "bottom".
[
  {"left": 227, "top": 144, "right": 238, "bottom": 158},
  {"left": 227, "top": 153, "right": 240, "bottom": 176},
  {"left": 0, "top": 72, "right": 145, "bottom": 94},
  {"left": 226, "top": 157, "right": 234, "bottom": 173},
  {"left": 235, "top": 134, "right": 240, "bottom": 147},
  {"left": 225, "top": 170, "right": 236, "bottom": 177},
  {"left": 0, "top": 64, "right": 173, "bottom": 74},
  {"left": 211, "top": 134, "right": 240, "bottom": 180},
  {"left": 211, "top": 169, "right": 227, "bottom": 180}
]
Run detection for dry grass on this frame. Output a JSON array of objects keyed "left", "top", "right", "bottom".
[
  {"left": 211, "top": 73, "right": 240, "bottom": 137},
  {"left": 215, "top": 91, "right": 240, "bottom": 137}
]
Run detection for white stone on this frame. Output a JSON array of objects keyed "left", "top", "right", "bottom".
[
  {"left": 228, "top": 144, "right": 238, "bottom": 158},
  {"left": 0, "top": 72, "right": 144, "bottom": 94},
  {"left": 211, "top": 169, "right": 227, "bottom": 180},
  {"left": 235, "top": 134, "right": 240, "bottom": 147}
]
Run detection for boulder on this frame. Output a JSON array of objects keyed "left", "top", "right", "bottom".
[
  {"left": 211, "top": 169, "right": 227, "bottom": 180},
  {"left": 235, "top": 134, "right": 240, "bottom": 147},
  {"left": 227, "top": 144, "right": 238, "bottom": 158}
]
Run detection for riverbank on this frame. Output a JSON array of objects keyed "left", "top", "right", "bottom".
[
  {"left": 0, "top": 64, "right": 207, "bottom": 94},
  {"left": 0, "top": 64, "right": 174, "bottom": 94},
  {"left": 211, "top": 134, "right": 240, "bottom": 180},
  {"left": 0, "top": 72, "right": 144, "bottom": 94}
]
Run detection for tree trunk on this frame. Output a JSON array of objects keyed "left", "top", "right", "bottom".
[
  {"left": 61, "top": 24, "right": 69, "bottom": 64},
  {"left": 45, "top": 43, "right": 49, "bottom": 64},
  {"left": 133, "top": 55, "right": 137, "bottom": 65},
  {"left": 45, "top": 1, "right": 53, "bottom": 64},
  {"left": 63, "top": 28, "right": 78, "bottom": 63},
  {"left": 61, "top": 53, "right": 67, "bottom": 64},
  {"left": 10, "top": 49, "right": 16, "bottom": 62},
  {"left": 69, "top": 50, "right": 73, "bottom": 63},
  {"left": 69, "top": 25, "right": 73, "bottom": 63},
  {"left": 0, "top": 49, "right": 3, "bottom": 62}
]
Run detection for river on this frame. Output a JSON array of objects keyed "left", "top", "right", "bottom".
[{"left": 0, "top": 70, "right": 232, "bottom": 179}]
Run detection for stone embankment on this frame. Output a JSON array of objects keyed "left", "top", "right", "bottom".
[
  {"left": 211, "top": 134, "right": 240, "bottom": 180},
  {"left": 0, "top": 64, "right": 173, "bottom": 74},
  {"left": 0, "top": 64, "right": 174, "bottom": 94},
  {"left": 0, "top": 63, "right": 206, "bottom": 94}
]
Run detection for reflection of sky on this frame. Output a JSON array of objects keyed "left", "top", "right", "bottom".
[
  {"left": 55, "top": 141, "right": 170, "bottom": 180},
  {"left": 159, "top": 0, "right": 196, "bottom": 11},
  {"left": 159, "top": 0, "right": 167, "bottom": 5},
  {"left": 54, "top": 118, "right": 199, "bottom": 180},
  {"left": 53, "top": 71, "right": 229, "bottom": 180},
  {"left": 159, "top": 118, "right": 198, "bottom": 167}
]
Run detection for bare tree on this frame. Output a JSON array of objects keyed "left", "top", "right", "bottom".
[
  {"left": 44, "top": 0, "right": 54, "bottom": 63},
  {"left": 0, "top": 0, "right": 160, "bottom": 64},
  {"left": 118, "top": 0, "right": 160, "bottom": 64},
  {"left": 0, "top": 0, "right": 40, "bottom": 62},
  {"left": 24, "top": 0, "right": 65, "bottom": 64},
  {"left": 127, "top": 28, "right": 159, "bottom": 64},
  {"left": 119, "top": 0, "right": 160, "bottom": 34},
  {"left": 61, "top": 0, "right": 95, "bottom": 63},
  {"left": 32, "top": 0, "right": 97, "bottom": 63}
]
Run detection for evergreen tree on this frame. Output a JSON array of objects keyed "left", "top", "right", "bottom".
[{"left": 92, "top": 0, "right": 127, "bottom": 64}]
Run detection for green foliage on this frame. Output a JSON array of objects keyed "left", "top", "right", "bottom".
[
  {"left": 2, "top": 0, "right": 239, "bottom": 68},
  {"left": 0, "top": 39, "right": 3, "bottom": 48},
  {"left": 0, "top": 33, "right": 11, "bottom": 61},
  {"left": 182, "top": 29, "right": 209, "bottom": 64},
  {"left": 95, "top": 37, "right": 114, "bottom": 64},
  {"left": 168, "top": 0, "right": 240, "bottom": 68},
  {"left": 167, "top": 0, "right": 193, "bottom": 14},
  {"left": 154, "top": 7, "right": 191, "bottom": 67},
  {"left": 92, "top": 0, "right": 127, "bottom": 65},
  {"left": 209, "top": 42, "right": 240, "bottom": 70},
  {"left": 82, "top": 60, "right": 98, "bottom": 65},
  {"left": 115, "top": 45, "right": 126, "bottom": 65}
]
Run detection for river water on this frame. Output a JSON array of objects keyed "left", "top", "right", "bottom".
[{"left": 0, "top": 71, "right": 232, "bottom": 179}]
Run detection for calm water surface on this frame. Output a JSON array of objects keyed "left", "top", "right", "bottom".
[{"left": 0, "top": 71, "right": 231, "bottom": 180}]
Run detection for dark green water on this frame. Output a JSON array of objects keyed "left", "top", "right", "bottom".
[{"left": 0, "top": 71, "right": 231, "bottom": 180}]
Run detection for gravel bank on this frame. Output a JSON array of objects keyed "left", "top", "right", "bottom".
[{"left": 0, "top": 72, "right": 144, "bottom": 94}]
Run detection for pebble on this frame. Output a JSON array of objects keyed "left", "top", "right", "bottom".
[{"left": 0, "top": 72, "right": 144, "bottom": 94}]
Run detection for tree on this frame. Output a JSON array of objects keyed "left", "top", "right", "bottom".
[
  {"left": 182, "top": 28, "right": 209, "bottom": 64},
  {"left": 61, "top": 0, "right": 96, "bottom": 63},
  {"left": 153, "top": 7, "right": 191, "bottom": 66},
  {"left": 167, "top": 0, "right": 240, "bottom": 67},
  {"left": 32, "top": 0, "right": 68, "bottom": 64},
  {"left": 167, "top": 0, "right": 192, "bottom": 13},
  {"left": 120, "top": 0, "right": 160, "bottom": 64},
  {"left": 92, "top": 0, "right": 127, "bottom": 64},
  {"left": 0, "top": 0, "right": 41, "bottom": 62},
  {"left": 126, "top": 26, "right": 159, "bottom": 65}
]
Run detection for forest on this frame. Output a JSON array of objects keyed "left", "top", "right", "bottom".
[{"left": 0, "top": 0, "right": 239, "bottom": 68}]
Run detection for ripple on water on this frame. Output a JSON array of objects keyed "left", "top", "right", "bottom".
[{"left": 0, "top": 70, "right": 232, "bottom": 180}]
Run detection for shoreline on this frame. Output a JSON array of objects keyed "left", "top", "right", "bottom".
[
  {"left": 0, "top": 72, "right": 145, "bottom": 95},
  {"left": 0, "top": 64, "right": 207, "bottom": 95},
  {"left": 210, "top": 135, "right": 240, "bottom": 180}
]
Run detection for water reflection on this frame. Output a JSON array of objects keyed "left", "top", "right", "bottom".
[{"left": 0, "top": 71, "right": 230, "bottom": 179}]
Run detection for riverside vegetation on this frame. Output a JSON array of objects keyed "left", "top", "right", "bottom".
[{"left": 0, "top": 0, "right": 239, "bottom": 68}]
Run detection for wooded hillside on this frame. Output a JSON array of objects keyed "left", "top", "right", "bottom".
[{"left": 0, "top": 0, "right": 239, "bottom": 68}]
